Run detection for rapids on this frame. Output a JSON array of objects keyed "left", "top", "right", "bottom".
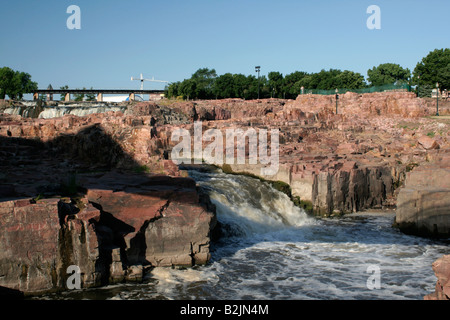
[{"left": 36, "top": 167, "right": 449, "bottom": 300}]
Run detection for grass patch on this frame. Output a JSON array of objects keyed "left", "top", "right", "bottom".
[
  {"left": 292, "top": 196, "right": 314, "bottom": 214},
  {"left": 133, "top": 165, "right": 150, "bottom": 173},
  {"left": 396, "top": 121, "right": 420, "bottom": 131},
  {"left": 406, "top": 162, "right": 419, "bottom": 172}
]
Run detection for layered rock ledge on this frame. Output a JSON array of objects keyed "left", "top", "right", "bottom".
[
  {"left": 424, "top": 255, "right": 450, "bottom": 300},
  {"left": 0, "top": 91, "right": 449, "bottom": 296},
  {"left": 0, "top": 172, "right": 216, "bottom": 295},
  {"left": 0, "top": 111, "right": 217, "bottom": 295},
  {"left": 395, "top": 153, "right": 450, "bottom": 237}
]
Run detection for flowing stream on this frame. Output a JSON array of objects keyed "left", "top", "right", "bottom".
[
  {"left": 3, "top": 104, "right": 127, "bottom": 119},
  {"left": 39, "top": 167, "right": 449, "bottom": 300}
]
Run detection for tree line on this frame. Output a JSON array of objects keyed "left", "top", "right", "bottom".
[
  {"left": 0, "top": 48, "right": 448, "bottom": 101},
  {"left": 165, "top": 48, "right": 450, "bottom": 100}
]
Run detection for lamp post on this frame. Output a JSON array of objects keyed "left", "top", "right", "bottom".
[
  {"left": 255, "top": 66, "right": 261, "bottom": 99},
  {"left": 417, "top": 74, "right": 420, "bottom": 98},
  {"left": 335, "top": 88, "right": 339, "bottom": 114},
  {"left": 436, "top": 82, "right": 439, "bottom": 116}
]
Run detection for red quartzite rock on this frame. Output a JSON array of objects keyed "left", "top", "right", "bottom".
[
  {"left": 418, "top": 135, "right": 440, "bottom": 150},
  {"left": 0, "top": 198, "right": 60, "bottom": 294},
  {"left": 0, "top": 92, "right": 448, "bottom": 295},
  {"left": 83, "top": 172, "right": 216, "bottom": 268},
  {"left": 395, "top": 153, "right": 450, "bottom": 238},
  {"left": 0, "top": 172, "right": 217, "bottom": 295},
  {"left": 425, "top": 255, "right": 450, "bottom": 300}
]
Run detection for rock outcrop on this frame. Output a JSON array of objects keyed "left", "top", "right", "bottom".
[
  {"left": 0, "top": 110, "right": 217, "bottom": 295},
  {"left": 0, "top": 198, "right": 61, "bottom": 294},
  {"left": 0, "top": 172, "right": 216, "bottom": 295},
  {"left": 395, "top": 152, "right": 450, "bottom": 237},
  {"left": 0, "top": 91, "right": 448, "bottom": 296},
  {"left": 425, "top": 255, "right": 450, "bottom": 300}
]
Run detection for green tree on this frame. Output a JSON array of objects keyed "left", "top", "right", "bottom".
[
  {"left": 85, "top": 87, "right": 96, "bottom": 101},
  {"left": 294, "top": 69, "right": 366, "bottom": 91},
  {"left": 178, "top": 79, "right": 196, "bottom": 100},
  {"left": 191, "top": 68, "right": 217, "bottom": 99},
  {"left": 73, "top": 88, "right": 85, "bottom": 102},
  {"left": 268, "top": 71, "right": 284, "bottom": 98},
  {"left": 0, "top": 67, "right": 15, "bottom": 99},
  {"left": 214, "top": 73, "right": 234, "bottom": 99},
  {"left": 232, "top": 73, "right": 249, "bottom": 98},
  {"left": 336, "top": 70, "right": 367, "bottom": 89},
  {"left": 283, "top": 71, "right": 308, "bottom": 98},
  {"left": 165, "top": 81, "right": 180, "bottom": 99},
  {"left": 367, "top": 63, "right": 411, "bottom": 86},
  {"left": 413, "top": 48, "right": 450, "bottom": 90},
  {"left": 258, "top": 75, "right": 270, "bottom": 98},
  {"left": 243, "top": 75, "right": 259, "bottom": 100},
  {"left": 297, "top": 74, "right": 314, "bottom": 91},
  {"left": 0, "top": 67, "right": 37, "bottom": 100},
  {"left": 314, "top": 69, "right": 343, "bottom": 90}
]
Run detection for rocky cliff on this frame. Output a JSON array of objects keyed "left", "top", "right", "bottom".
[
  {"left": 0, "top": 173, "right": 216, "bottom": 295},
  {"left": 395, "top": 152, "right": 450, "bottom": 237},
  {"left": 425, "top": 255, "right": 450, "bottom": 300},
  {"left": 183, "top": 93, "right": 447, "bottom": 221},
  {"left": 0, "top": 111, "right": 216, "bottom": 295},
  {"left": 0, "top": 91, "right": 449, "bottom": 296}
]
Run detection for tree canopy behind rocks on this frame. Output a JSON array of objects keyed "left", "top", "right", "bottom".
[
  {"left": 413, "top": 48, "right": 450, "bottom": 90},
  {"left": 165, "top": 67, "right": 367, "bottom": 100},
  {"left": 367, "top": 63, "right": 411, "bottom": 86},
  {"left": 164, "top": 49, "right": 449, "bottom": 100},
  {"left": 0, "top": 67, "right": 38, "bottom": 100}
]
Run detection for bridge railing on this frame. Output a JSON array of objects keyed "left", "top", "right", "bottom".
[{"left": 31, "top": 89, "right": 165, "bottom": 102}]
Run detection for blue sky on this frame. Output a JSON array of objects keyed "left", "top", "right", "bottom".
[{"left": 0, "top": 0, "right": 449, "bottom": 91}]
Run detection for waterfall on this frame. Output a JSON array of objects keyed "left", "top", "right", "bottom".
[
  {"left": 38, "top": 105, "right": 127, "bottom": 119},
  {"left": 188, "top": 167, "right": 314, "bottom": 237},
  {"left": 2, "top": 103, "right": 127, "bottom": 119},
  {"left": 3, "top": 105, "right": 42, "bottom": 118},
  {"left": 35, "top": 166, "right": 449, "bottom": 300}
]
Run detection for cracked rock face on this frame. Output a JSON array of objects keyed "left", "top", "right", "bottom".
[
  {"left": 0, "top": 93, "right": 448, "bottom": 295},
  {"left": 0, "top": 172, "right": 217, "bottom": 295},
  {"left": 425, "top": 255, "right": 450, "bottom": 300},
  {"left": 82, "top": 171, "right": 216, "bottom": 268}
]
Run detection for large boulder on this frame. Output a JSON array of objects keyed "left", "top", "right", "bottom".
[
  {"left": 425, "top": 255, "right": 450, "bottom": 300},
  {"left": 395, "top": 153, "right": 450, "bottom": 238},
  {"left": 311, "top": 163, "right": 394, "bottom": 215},
  {"left": 0, "top": 198, "right": 60, "bottom": 294},
  {"left": 83, "top": 171, "right": 217, "bottom": 268},
  {"left": 0, "top": 172, "right": 217, "bottom": 295}
]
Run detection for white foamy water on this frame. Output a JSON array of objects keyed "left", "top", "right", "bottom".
[
  {"left": 38, "top": 106, "right": 127, "bottom": 119},
  {"left": 2, "top": 105, "right": 127, "bottom": 119},
  {"left": 37, "top": 168, "right": 449, "bottom": 300}
]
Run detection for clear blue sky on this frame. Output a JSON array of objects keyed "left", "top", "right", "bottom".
[{"left": 0, "top": 0, "right": 449, "bottom": 91}]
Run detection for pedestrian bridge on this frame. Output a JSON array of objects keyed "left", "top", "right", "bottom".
[{"left": 32, "top": 89, "right": 165, "bottom": 102}]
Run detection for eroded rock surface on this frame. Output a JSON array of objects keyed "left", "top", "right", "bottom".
[
  {"left": 0, "top": 92, "right": 449, "bottom": 295},
  {"left": 425, "top": 255, "right": 450, "bottom": 300}
]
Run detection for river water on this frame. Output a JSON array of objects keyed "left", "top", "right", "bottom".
[{"left": 39, "top": 168, "right": 449, "bottom": 300}]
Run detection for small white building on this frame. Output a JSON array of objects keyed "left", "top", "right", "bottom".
[{"left": 102, "top": 96, "right": 130, "bottom": 103}]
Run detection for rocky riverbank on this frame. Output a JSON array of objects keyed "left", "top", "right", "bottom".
[
  {"left": 0, "top": 92, "right": 449, "bottom": 297},
  {"left": 0, "top": 109, "right": 216, "bottom": 295},
  {"left": 424, "top": 254, "right": 450, "bottom": 300}
]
